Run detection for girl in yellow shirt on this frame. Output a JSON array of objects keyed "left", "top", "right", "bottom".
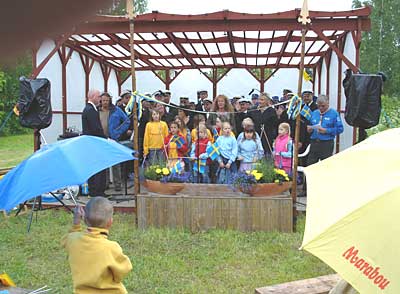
[{"left": 143, "top": 109, "right": 168, "bottom": 165}]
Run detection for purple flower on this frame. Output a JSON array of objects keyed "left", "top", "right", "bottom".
[{"left": 160, "top": 172, "right": 191, "bottom": 183}]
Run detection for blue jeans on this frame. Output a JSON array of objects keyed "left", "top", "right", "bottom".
[
  {"left": 192, "top": 165, "right": 210, "bottom": 183},
  {"left": 216, "top": 157, "right": 237, "bottom": 184},
  {"left": 146, "top": 149, "right": 165, "bottom": 166}
]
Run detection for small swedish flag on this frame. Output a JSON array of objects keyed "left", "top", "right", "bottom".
[
  {"left": 193, "top": 159, "right": 207, "bottom": 174},
  {"left": 300, "top": 104, "right": 312, "bottom": 121},
  {"left": 206, "top": 142, "right": 220, "bottom": 160},
  {"left": 171, "top": 160, "right": 183, "bottom": 174},
  {"left": 212, "top": 128, "right": 219, "bottom": 141},
  {"left": 172, "top": 135, "right": 185, "bottom": 148}
]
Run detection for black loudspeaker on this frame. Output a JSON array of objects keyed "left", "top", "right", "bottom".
[
  {"left": 18, "top": 77, "right": 52, "bottom": 129},
  {"left": 343, "top": 70, "right": 382, "bottom": 129}
]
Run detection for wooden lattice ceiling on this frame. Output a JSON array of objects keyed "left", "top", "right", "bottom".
[{"left": 63, "top": 7, "right": 371, "bottom": 72}]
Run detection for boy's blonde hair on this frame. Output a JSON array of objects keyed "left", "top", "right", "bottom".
[
  {"left": 279, "top": 122, "right": 291, "bottom": 136},
  {"left": 85, "top": 197, "right": 113, "bottom": 228}
]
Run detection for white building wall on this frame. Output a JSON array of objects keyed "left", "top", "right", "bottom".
[
  {"left": 320, "top": 59, "right": 327, "bottom": 95},
  {"left": 264, "top": 68, "right": 313, "bottom": 97},
  {"left": 89, "top": 63, "right": 104, "bottom": 93},
  {"left": 314, "top": 69, "right": 319, "bottom": 95},
  {"left": 37, "top": 40, "right": 62, "bottom": 143},
  {"left": 107, "top": 70, "right": 119, "bottom": 100},
  {"left": 36, "top": 36, "right": 357, "bottom": 148},
  {"left": 218, "top": 69, "right": 256, "bottom": 99},
  {"left": 122, "top": 71, "right": 165, "bottom": 100},
  {"left": 170, "top": 70, "right": 212, "bottom": 103},
  {"left": 66, "top": 50, "right": 85, "bottom": 113}
]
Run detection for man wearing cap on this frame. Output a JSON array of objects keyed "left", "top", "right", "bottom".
[
  {"left": 195, "top": 90, "right": 209, "bottom": 112},
  {"left": 251, "top": 93, "right": 259, "bottom": 109},
  {"left": 202, "top": 97, "right": 213, "bottom": 120},
  {"left": 153, "top": 90, "right": 163, "bottom": 102},
  {"left": 235, "top": 98, "right": 252, "bottom": 135},
  {"left": 180, "top": 96, "right": 189, "bottom": 107},
  {"left": 117, "top": 90, "right": 134, "bottom": 142},
  {"left": 302, "top": 90, "right": 317, "bottom": 111},
  {"left": 162, "top": 90, "right": 178, "bottom": 118},
  {"left": 119, "top": 90, "right": 131, "bottom": 111},
  {"left": 231, "top": 96, "right": 241, "bottom": 112}
]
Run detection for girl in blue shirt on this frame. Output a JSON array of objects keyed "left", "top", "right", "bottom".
[
  {"left": 237, "top": 126, "right": 264, "bottom": 172},
  {"left": 216, "top": 122, "right": 238, "bottom": 184}
]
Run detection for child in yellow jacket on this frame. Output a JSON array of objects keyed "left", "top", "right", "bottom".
[
  {"left": 62, "top": 197, "right": 132, "bottom": 294},
  {"left": 143, "top": 109, "right": 169, "bottom": 165}
]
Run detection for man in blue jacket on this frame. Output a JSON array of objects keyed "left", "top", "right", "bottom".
[
  {"left": 100, "top": 92, "right": 130, "bottom": 192},
  {"left": 307, "top": 95, "right": 344, "bottom": 165}
]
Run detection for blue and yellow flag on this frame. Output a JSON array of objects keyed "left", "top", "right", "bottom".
[
  {"left": 212, "top": 128, "right": 219, "bottom": 141},
  {"left": 172, "top": 135, "right": 185, "bottom": 149},
  {"left": 300, "top": 104, "right": 312, "bottom": 121},
  {"left": 303, "top": 69, "right": 313, "bottom": 82},
  {"left": 171, "top": 160, "right": 183, "bottom": 174},
  {"left": 287, "top": 95, "right": 302, "bottom": 120},
  {"left": 125, "top": 92, "right": 145, "bottom": 120},
  {"left": 206, "top": 142, "right": 220, "bottom": 160},
  {"left": 193, "top": 159, "right": 207, "bottom": 174}
]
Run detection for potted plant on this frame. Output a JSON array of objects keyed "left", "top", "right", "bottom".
[
  {"left": 232, "top": 159, "right": 292, "bottom": 197},
  {"left": 143, "top": 164, "right": 190, "bottom": 195}
]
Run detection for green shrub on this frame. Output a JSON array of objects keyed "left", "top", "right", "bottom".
[{"left": 367, "top": 95, "right": 400, "bottom": 135}]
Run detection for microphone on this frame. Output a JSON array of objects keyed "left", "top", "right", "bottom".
[{"left": 248, "top": 88, "right": 261, "bottom": 95}]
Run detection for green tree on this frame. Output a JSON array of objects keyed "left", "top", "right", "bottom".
[
  {"left": 0, "top": 53, "right": 32, "bottom": 135},
  {"left": 353, "top": 0, "right": 400, "bottom": 95},
  {"left": 100, "top": 0, "right": 148, "bottom": 15}
]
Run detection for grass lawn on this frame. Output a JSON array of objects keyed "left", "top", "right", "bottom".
[
  {"left": 0, "top": 133, "right": 33, "bottom": 168},
  {"left": 0, "top": 211, "right": 333, "bottom": 293},
  {"left": 0, "top": 133, "right": 332, "bottom": 292}
]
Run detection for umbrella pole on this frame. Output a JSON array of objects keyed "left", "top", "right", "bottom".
[
  {"left": 127, "top": 0, "right": 140, "bottom": 195},
  {"left": 291, "top": 1, "right": 309, "bottom": 231}
]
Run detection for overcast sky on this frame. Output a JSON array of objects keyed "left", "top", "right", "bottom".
[{"left": 146, "top": 0, "right": 355, "bottom": 14}]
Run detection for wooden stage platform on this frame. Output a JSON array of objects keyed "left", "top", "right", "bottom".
[{"left": 29, "top": 182, "right": 307, "bottom": 232}]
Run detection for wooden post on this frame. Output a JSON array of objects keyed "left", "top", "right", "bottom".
[
  {"left": 260, "top": 68, "right": 265, "bottom": 92},
  {"left": 127, "top": 0, "right": 140, "bottom": 195},
  {"left": 291, "top": 0, "right": 310, "bottom": 231}
]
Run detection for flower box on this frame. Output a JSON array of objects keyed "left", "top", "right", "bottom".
[
  {"left": 244, "top": 181, "right": 292, "bottom": 197},
  {"left": 144, "top": 179, "right": 185, "bottom": 195}
]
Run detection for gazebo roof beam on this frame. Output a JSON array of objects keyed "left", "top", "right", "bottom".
[
  {"left": 256, "top": 31, "right": 261, "bottom": 66},
  {"left": 106, "top": 33, "right": 155, "bottom": 68},
  {"left": 76, "top": 18, "right": 370, "bottom": 35},
  {"left": 102, "top": 51, "right": 325, "bottom": 60},
  {"left": 64, "top": 41, "right": 120, "bottom": 71},
  {"left": 227, "top": 31, "right": 237, "bottom": 66},
  {"left": 275, "top": 30, "right": 293, "bottom": 67},
  {"left": 165, "top": 32, "right": 199, "bottom": 69},
  {"left": 265, "top": 30, "right": 275, "bottom": 66},
  {"left": 152, "top": 32, "right": 185, "bottom": 67},
  {"left": 69, "top": 34, "right": 342, "bottom": 46},
  {"left": 131, "top": 63, "right": 317, "bottom": 71},
  {"left": 197, "top": 32, "right": 216, "bottom": 67},
  {"left": 212, "top": 31, "right": 226, "bottom": 67}
]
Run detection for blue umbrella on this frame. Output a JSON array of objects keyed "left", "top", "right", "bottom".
[{"left": 0, "top": 135, "right": 136, "bottom": 211}]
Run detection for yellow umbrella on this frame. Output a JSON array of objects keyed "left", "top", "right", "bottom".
[{"left": 301, "top": 128, "right": 400, "bottom": 293}]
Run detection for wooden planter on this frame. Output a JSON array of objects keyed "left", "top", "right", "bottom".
[
  {"left": 245, "top": 181, "right": 292, "bottom": 197},
  {"left": 144, "top": 179, "right": 185, "bottom": 195}
]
